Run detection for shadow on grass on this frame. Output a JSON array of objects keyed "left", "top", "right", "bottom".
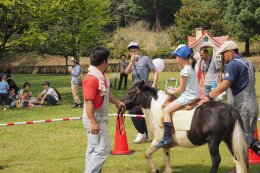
[{"left": 156, "top": 164, "right": 260, "bottom": 173}]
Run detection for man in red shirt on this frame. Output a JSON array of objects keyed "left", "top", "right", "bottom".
[{"left": 82, "top": 46, "right": 125, "bottom": 173}]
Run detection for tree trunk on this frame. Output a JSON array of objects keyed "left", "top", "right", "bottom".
[
  {"left": 154, "top": 0, "right": 161, "bottom": 32},
  {"left": 65, "top": 56, "right": 68, "bottom": 66},
  {"left": 245, "top": 38, "right": 250, "bottom": 56}
]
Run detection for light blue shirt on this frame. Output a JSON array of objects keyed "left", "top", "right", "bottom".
[
  {"left": 71, "top": 64, "right": 82, "bottom": 84},
  {"left": 131, "top": 55, "right": 155, "bottom": 83},
  {"left": 0, "top": 82, "right": 9, "bottom": 94},
  {"left": 180, "top": 65, "right": 199, "bottom": 99}
]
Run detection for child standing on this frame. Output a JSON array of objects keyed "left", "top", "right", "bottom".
[
  {"left": 155, "top": 45, "right": 199, "bottom": 148},
  {"left": 0, "top": 75, "right": 9, "bottom": 107}
]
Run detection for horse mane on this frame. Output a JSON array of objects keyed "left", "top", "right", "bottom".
[{"left": 138, "top": 84, "right": 158, "bottom": 109}]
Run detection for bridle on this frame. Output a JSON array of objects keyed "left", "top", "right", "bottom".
[{"left": 127, "top": 86, "right": 141, "bottom": 103}]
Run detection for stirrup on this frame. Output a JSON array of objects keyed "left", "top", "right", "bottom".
[{"left": 155, "top": 138, "right": 171, "bottom": 148}]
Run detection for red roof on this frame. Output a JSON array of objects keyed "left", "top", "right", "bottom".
[{"left": 188, "top": 31, "right": 229, "bottom": 48}]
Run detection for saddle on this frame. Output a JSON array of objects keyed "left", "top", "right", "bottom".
[
  {"left": 155, "top": 95, "right": 199, "bottom": 129},
  {"left": 162, "top": 95, "right": 200, "bottom": 111}
]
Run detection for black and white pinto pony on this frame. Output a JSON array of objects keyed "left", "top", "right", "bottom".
[{"left": 122, "top": 81, "right": 248, "bottom": 173}]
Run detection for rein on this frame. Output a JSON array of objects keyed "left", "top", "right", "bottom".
[{"left": 116, "top": 107, "right": 126, "bottom": 135}]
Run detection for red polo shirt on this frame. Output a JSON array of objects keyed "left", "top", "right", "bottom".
[{"left": 82, "top": 74, "right": 107, "bottom": 109}]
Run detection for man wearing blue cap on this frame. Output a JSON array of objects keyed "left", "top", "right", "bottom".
[
  {"left": 156, "top": 44, "right": 199, "bottom": 148},
  {"left": 125, "top": 42, "right": 158, "bottom": 143}
]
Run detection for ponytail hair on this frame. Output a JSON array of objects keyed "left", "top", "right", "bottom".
[{"left": 189, "top": 49, "right": 196, "bottom": 69}]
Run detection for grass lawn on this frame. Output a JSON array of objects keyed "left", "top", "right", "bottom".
[{"left": 0, "top": 72, "right": 260, "bottom": 173}]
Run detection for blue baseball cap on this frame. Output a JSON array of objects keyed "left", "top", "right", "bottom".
[{"left": 171, "top": 44, "right": 192, "bottom": 59}]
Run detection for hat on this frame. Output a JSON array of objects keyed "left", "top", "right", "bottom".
[
  {"left": 71, "top": 57, "right": 78, "bottom": 62},
  {"left": 42, "top": 81, "right": 50, "bottom": 86},
  {"left": 171, "top": 44, "right": 192, "bottom": 59},
  {"left": 128, "top": 42, "right": 140, "bottom": 50},
  {"left": 216, "top": 41, "right": 238, "bottom": 54}
]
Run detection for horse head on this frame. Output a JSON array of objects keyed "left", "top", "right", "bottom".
[{"left": 122, "top": 80, "right": 158, "bottom": 110}]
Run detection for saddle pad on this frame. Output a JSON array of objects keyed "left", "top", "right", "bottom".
[
  {"left": 172, "top": 108, "right": 196, "bottom": 131},
  {"left": 155, "top": 108, "right": 196, "bottom": 131}
]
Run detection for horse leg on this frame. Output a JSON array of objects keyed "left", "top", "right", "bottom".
[
  {"left": 145, "top": 142, "right": 160, "bottom": 173},
  {"left": 163, "top": 148, "right": 172, "bottom": 173},
  {"left": 207, "top": 139, "right": 221, "bottom": 173}
]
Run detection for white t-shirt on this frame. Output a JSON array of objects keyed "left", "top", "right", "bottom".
[
  {"left": 180, "top": 65, "right": 199, "bottom": 99},
  {"left": 42, "top": 87, "right": 59, "bottom": 101}
]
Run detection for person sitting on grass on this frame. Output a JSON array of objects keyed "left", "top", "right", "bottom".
[
  {"left": 8, "top": 88, "right": 18, "bottom": 108},
  {"left": 22, "top": 90, "right": 34, "bottom": 108},
  {"left": 37, "top": 81, "right": 59, "bottom": 106},
  {"left": 18, "top": 82, "right": 40, "bottom": 105}
]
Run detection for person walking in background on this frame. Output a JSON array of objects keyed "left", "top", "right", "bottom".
[
  {"left": 68, "top": 57, "right": 82, "bottom": 108},
  {"left": 37, "top": 81, "right": 59, "bottom": 106},
  {"left": 155, "top": 45, "right": 199, "bottom": 148},
  {"left": 125, "top": 42, "right": 158, "bottom": 144},
  {"left": 82, "top": 45, "right": 125, "bottom": 173},
  {"left": 200, "top": 48, "right": 222, "bottom": 96},
  {"left": 117, "top": 54, "right": 129, "bottom": 90},
  {"left": 0, "top": 75, "right": 9, "bottom": 107},
  {"left": 198, "top": 40, "right": 260, "bottom": 156}
]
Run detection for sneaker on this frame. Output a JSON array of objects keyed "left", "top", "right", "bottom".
[
  {"left": 134, "top": 133, "right": 149, "bottom": 144},
  {"left": 76, "top": 104, "right": 82, "bottom": 108},
  {"left": 155, "top": 138, "right": 172, "bottom": 148}
]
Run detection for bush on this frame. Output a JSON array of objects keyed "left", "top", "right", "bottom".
[{"left": 107, "top": 21, "right": 173, "bottom": 59}]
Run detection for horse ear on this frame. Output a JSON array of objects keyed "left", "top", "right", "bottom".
[{"left": 138, "top": 80, "right": 145, "bottom": 88}]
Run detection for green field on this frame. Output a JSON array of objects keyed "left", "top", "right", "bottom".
[{"left": 0, "top": 73, "right": 260, "bottom": 173}]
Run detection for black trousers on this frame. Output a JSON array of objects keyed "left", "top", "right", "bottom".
[
  {"left": 118, "top": 73, "right": 128, "bottom": 90},
  {"left": 0, "top": 93, "right": 8, "bottom": 105},
  {"left": 129, "top": 106, "right": 148, "bottom": 136},
  {"left": 45, "top": 95, "right": 58, "bottom": 106}
]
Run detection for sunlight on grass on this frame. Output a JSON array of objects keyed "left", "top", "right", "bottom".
[{"left": 0, "top": 73, "right": 259, "bottom": 172}]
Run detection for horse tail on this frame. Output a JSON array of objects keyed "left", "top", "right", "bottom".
[{"left": 232, "top": 119, "right": 249, "bottom": 173}]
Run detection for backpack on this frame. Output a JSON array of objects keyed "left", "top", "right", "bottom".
[{"left": 54, "top": 88, "right": 62, "bottom": 100}]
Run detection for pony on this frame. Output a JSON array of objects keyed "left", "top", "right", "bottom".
[{"left": 122, "top": 80, "right": 248, "bottom": 173}]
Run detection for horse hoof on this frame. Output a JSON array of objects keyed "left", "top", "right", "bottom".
[
  {"left": 151, "top": 170, "right": 159, "bottom": 173},
  {"left": 163, "top": 170, "right": 172, "bottom": 173}
]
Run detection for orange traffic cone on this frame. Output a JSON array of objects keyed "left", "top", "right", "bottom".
[
  {"left": 248, "top": 128, "right": 260, "bottom": 164},
  {"left": 112, "top": 115, "right": 132, "bottom": 155}
]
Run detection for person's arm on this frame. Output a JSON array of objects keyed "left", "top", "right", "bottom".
[
  {"left": 167, "top": 76, "right": 187, "bottom": 94},
  {"left": 125, "top": 61, "right": 133, "bottom": 75},
  {"left": 151, "top": 68, "right": 158, "bottom": 88},
  {"left": 85, "top": 100, "right": 99, "bottom": 134},
  {"left": 197, "top": 80, "right": 231, "bottom": 105}
]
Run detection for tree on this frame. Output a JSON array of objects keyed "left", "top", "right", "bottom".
[
  {"left": 4, "top": 0, "right": 112, "bottom": 64},
  {"left": 169, "top": 0, "right": 227, "bottom": 46},
  {"left": 111, "top": 0, "right": 181, "bottom": 30},
  {"left": 224, "top": 0, "right": 260, "bottom": 55},
  {"left": 0, "top": 1, "right": 34, "bottom": 57}
]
